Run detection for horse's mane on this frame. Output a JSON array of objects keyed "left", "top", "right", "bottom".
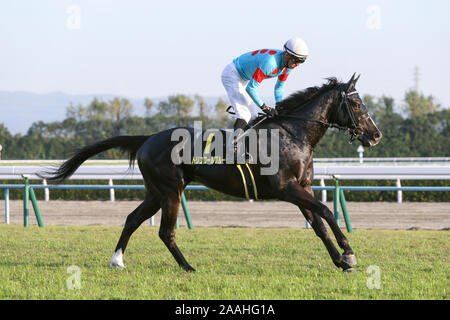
[{"left": 276, "top": 77, "right": 341, "bottom": 113}]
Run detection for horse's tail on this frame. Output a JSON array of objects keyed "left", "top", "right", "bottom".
[{"left": 38, "top": 135, "right": 151, "bottom": 183}]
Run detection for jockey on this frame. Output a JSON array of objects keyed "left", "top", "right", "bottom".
[{"left": 221, "top": 37, "right": 309, "bottom": 154}]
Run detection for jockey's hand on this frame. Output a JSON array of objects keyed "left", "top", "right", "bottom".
[{"left": 261, "top": 104, "right": 278, "bottom": 118}]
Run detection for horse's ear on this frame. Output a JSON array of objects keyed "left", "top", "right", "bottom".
[
  {"left": 346, "top": 72, "right": 358, "bottom": 92},
  {"left": 349, "top": 73, "right": 356, "bottom": 83}
]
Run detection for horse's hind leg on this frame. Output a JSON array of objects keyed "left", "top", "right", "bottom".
[
  {"left": 159, "top": 192, "right": 195, "bottom": 272},
  {"left": 110, "top": 192, "right": 161, "bottom": 269}
]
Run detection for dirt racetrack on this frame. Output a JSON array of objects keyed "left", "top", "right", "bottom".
[{"left": 2, "top": 200, "right": 449, "bottom": 230}]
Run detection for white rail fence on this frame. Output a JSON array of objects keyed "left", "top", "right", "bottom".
[{"left": 1, "top": 162, "right": 449, "bottom": 203}]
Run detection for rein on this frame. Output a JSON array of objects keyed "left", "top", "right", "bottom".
[{"left": 276, "top": 90, "right": 369, "bottom": 143}]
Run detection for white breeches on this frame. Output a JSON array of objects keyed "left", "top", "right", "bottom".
[{"left": 221, "top": 62, "right": 260, "bottom": 124}]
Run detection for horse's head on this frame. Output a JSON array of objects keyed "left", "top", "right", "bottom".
[{"left": 333, "top": 74, "right": 382, "bottom": 147}]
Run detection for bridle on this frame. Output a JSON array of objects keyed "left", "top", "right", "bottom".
[
  {"left": 276, "top": 89, "right": 371, "bottom": 143},
  {"left": 339, "top": 90, "right": 371, "bottom": 143}
]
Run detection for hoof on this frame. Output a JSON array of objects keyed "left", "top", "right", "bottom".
[
  {"left": 343, "top": 267, "right": 356, "bottom": 273},
  {"left": 110, "top": 262, "right": 126, "bottom": 270},
  {"left": 110, "top": 249, "right": 126, "bottom": 269},
  {"left": 342, "top": 254, "right": 357, "bottom": 266}
]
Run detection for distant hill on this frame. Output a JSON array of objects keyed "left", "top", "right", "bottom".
[{"left": 0, "top": 91, "right": 246, "bottom": 135}]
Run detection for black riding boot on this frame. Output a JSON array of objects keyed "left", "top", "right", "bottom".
[
  {"left": 234, "top": 118, "right": 247, "bottom": 132},
  {"left": 229, "top": 119, "right": 251, "bottom": 162}
]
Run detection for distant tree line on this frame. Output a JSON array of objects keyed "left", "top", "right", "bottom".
[
  {"left": 0, "top": 89, "right": 448, "bottom": 160},
  {"left": 0, "top": 90, "right": 448, "bottom": 202},
  {"left": 0, "top": 94, "right": 230, "bottom": 159}
]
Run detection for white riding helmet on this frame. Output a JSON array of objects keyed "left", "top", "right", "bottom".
[{"left": 283, "top": 37, "right": 309, "bottom": 60}]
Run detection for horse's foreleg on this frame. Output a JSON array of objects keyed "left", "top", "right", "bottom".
[
  {"left": 111, "top": 192, "right": 161, "bottom": 269},
  {"left": 302, "top": 186, "right": 356, "bottom": 263},
  {"left": 159, "top": 192, "right": 195, "bottom": 272},
  {"left": 299, "top": 207, "right": 340, "bottom": 263},
  {"left": 282, "top": 182, "right": 355, "bottom": 271}
]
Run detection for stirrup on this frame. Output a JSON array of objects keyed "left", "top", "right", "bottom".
[
  {"left": 232, "top": 142, "right": 254, "bottom": 163},
  {"left": 226, "top": 138, "right": 251, "bottom": 163}
]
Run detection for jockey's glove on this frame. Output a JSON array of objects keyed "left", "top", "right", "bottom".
[{"left": 261, "top": 104, "right": 278, "bottom": 118}]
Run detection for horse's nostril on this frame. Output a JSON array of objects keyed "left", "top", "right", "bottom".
[{"left": 374, "top": 131, "right": 381, "bottom": 139}]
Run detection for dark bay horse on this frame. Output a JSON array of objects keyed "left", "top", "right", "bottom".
[{"left": 40, "top": 74, "right": 381, "bottom": 272}]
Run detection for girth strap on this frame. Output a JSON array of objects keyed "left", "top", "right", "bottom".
[{"left": 236, "top": 163, "right": 258, "bottom": 200}]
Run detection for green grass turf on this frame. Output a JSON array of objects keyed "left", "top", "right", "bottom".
[{"left": 0, "top": 225, "right": 448, "bottom": 300}]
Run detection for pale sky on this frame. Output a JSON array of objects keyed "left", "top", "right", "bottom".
[{"left": 1, "top": 0, "right": 449, "bottom": 107}]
